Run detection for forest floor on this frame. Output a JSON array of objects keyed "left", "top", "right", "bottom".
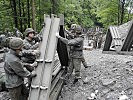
[{"left": 58, "top": 49, "right": 133, "bottom": 100}]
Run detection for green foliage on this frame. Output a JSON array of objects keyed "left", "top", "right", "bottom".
[
  {"left": 0, "top": 0, "right": 13, "bottom": 31},
  {"left": 0, "top": 0, "right": 132, "bottom": 33}
]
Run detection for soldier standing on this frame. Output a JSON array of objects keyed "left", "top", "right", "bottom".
[
  {"left": 65, "top": 24, "right": 89, "bottom": 68},
  {"left": 4, "top": 37, "right": 36, "bottom": 100},
  {"left": 56, "top": 25, "right": 84, "bottom": 83}
]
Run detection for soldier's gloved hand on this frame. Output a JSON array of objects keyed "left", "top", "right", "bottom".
[
  {"left": 30, "top": 61, "right": 38, "bottom": 68},
  {"left": 30, "top": 71, "right": 37, "bottom": 78},
  {"left": 34, "top": 50, "right": 40, "bottom": 57},
  {"left": 34, "top": 42, "right": 40, "bottom": 48},
  {"left": 56, "top": 32, "right": 61, "bottom": 38}
]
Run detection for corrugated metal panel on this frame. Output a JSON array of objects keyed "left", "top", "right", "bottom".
[
  {"left": 29, "top": 16, "right": 52, "bottom": 100},
  {"left": 109, "top": 26, "right": 122, "bottom": 46},
  {"left": 120, "top": 20, "right": 133, "bottom": 51}
]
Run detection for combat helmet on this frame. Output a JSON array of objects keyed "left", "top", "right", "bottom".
[
  {"left": 70, "top": 24, "right": 77, "bottom": 30},
  {"left": 9, "top": 37, "right": 23, "bottom": 50},
  {"left": 75, "top": 25, "right": 82, "bottom": 34},
  {"left": 25, "top": 28, "right": 35, "bottom": 37}
]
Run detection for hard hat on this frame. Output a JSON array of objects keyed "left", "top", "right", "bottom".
[
  {"left": 25, "top": 28, "right": 35, "bottom": 37},
  {"left": 9, "top": 37, "right": 23, "bottom": 50}
]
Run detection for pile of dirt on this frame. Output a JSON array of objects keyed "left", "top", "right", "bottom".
[{"left": 59, "top": 49, "right": 133, "bottom": 100}]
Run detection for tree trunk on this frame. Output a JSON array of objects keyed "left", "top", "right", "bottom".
[
  {"left": 22, "top": 1, "right": 26, "bottom": 32},
  {"left": 120, "top": 0, "right": 125, "bottom": 24},
  {"left": 39, "top": 0, "right": 42, "bottom": 27},
  {"left": 27, "top": 0, "right": 30, "bottom": 27},
  {"left": 32, "top": 0, "right": 36, "bottom": 31},
  {"left": 19, "top": 0, "right": 23, "bottom": 32},
  {"left": 10, "top": 0, "right": 18, "bottom": 28},
  {"left": 118, "top": 0, "right": 120, "bottom": 25},
  {"left": 51, "top": 0, "right": 56, "bottom": 14}
]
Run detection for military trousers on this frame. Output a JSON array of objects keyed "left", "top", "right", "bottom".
[
  {"left": 67, "top": 58, "right": 81, "bottom": 79},
  {"left": 8, "top": 84, "right": 29, "bottom": 100}
]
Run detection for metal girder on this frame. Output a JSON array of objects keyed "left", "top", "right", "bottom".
[
  {"left": 120, "top": 20, "right": 133, "bottom": 51},
  {"left": 29, "top": 15, "right": 60, "bottom": 100},
  {"left": 29, "top": 16, "right": 52, "bottom": 100},
  {"left": 103, "top": 26, "right": 122, "bottom": 52},
  {"left": 38, "top": 17, "right": 60, "bottom": 100},
  {"left": 103, "top": 28, "right": 112, "bottom": 51}
]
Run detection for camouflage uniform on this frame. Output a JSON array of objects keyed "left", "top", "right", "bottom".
[
  {"left": 23, "top": 28, "right": 40, "bottom": 63},
  {"left": 57, "top": 34, "right": 84, "bottom": 79},
  {"left": 23, "top": 28, "right": 39, "bottom": 50},
  {"left": 4, "top": 38, "right": 36, "bottom": 100},
  {"left": 23, "top": 37, "right": 39, "bottom": 50},
  {"left": 65, "top": 25, "right": 88, "bottom": 68}
]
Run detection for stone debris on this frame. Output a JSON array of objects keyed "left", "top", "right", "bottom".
[
  {"left": 87, "top": 90, "right": 98, "bottom": 100},
  {"left": 59, "top": 49, "right": 133, "bottom": 100},
  {"left": 119, "top": 95, "right": 129, "bottom": 100},
  {"left": 101, "top": 79, "right": 116, "bottom": 86}
]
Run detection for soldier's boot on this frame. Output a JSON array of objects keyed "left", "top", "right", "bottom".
[
  {"left": 82, "top": 61, "right": 89, "bottom": 68},
  {"left": 73, "top": 76, "right": 81, "bottom": 84}
]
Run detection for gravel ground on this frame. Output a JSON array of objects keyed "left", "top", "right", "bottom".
[
  {"left": 1, "top": 49, "right": 133, "bottom": 100},
  {"left": 58, "top": 49, "right": 133, "bottom": 100}
]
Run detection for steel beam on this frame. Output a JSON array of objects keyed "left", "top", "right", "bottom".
[{"left": 29, "top": 16, "right": 52, "bottom": 100}]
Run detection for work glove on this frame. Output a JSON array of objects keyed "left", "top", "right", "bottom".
[
  {"left": 33, "top": 42, "right": 40, "bottom": 49},
  {"left": 30, "top": 61, "right": 38, "bottom": 68},
  {"left": 32, "top": 50, "right": 40, "bottom": 57},
  {"left": 30, "top": 71, "right": 37, "bottom": 78},
  {"left": 56, "top": 32, "right": 61, "bottom": 38}
]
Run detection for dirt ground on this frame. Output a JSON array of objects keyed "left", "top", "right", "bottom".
[
  {"left": 58, "top": 49, "right": 133, "bottom": 100},
  {"left": 1, "top": 49, "right": 133, "bottom": 100}
]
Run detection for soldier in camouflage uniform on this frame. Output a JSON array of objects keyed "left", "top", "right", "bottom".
[
  {"left": 56, "top": 25, "right": 84, "bottom": 83},
  {"left": 13, "top": 28, "right": 23, "bottom": 38},
  {"left": 4, "top": 37, "right": 37, "bottom": 100},
  {"left": 65, "top": 24, "right": 89, "bottom": 68},
  {"left": 23, "top": 28, "right": 39, "bottom": 50},
  {"left": 22, "top": 28, "right": 40, "bottom": 63}
]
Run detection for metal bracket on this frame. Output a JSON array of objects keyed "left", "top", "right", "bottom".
[
  {"left": 36, "top": 59, "right": 43, "bottom": 63},
  {"left": 45, "top": 59, "right": 52, "bottom": 63},
  {"left": 40, "top": 86, "right": 48, "bottom": 90},
  {"left": 31, "top": 85, "right": 39, "bottom": 89}
]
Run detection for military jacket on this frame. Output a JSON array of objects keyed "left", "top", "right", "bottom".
[
  {"left": 59, "top": 35, "right": 84, "bottom": 58},
  {"left": 4, "top": 49, "right": 30, "bottom": 88},
  {"left": 23, "top": 37, "right": 39, "bottom": 50}
]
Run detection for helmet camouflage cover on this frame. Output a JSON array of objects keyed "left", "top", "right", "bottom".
[
  {"left": 75, "top": 25, "right": 82, "bottom": 34},
  {"left": 9, "top": 37, "right": 23, "bottom": 50},
  {"left": 25, "top": 28, "right": 35, "bottom": 36}
]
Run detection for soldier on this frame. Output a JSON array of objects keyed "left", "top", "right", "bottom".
[
  {"left": 56, "top": 25, "right": 84, "bottom": 83},
  {"left": 4, "top": 28, "right": 12, "bottom": 37},
  {"left": 65, "top": 24, "right": 77, "bottom": 39},
  {"left": 4, "top": 37, "right": 36, "bottom": 100},
  {"left": 13, "top": 28, "right": 23, "bottom": 38},
  {"left": 66, "top": 24, "right": 89, "bottom": 68},
  {"left": 23, "top": 28, "right": 39, "bottom": 50}
]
